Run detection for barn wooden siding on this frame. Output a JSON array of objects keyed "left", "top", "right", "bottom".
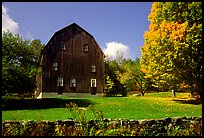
[{"left": 41, "top": 23, "right": 105, "bottom": 95}]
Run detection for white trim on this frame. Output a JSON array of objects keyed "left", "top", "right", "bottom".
[
  {"left": 91, "top": 65, "right": 96, "bottom": 72},
  {"left": 91, "top": 79, "right": 96, "bottom": 87},
  {"left": 70, "top": 78, "right": 76, "bottom": 87},
  {"left": 57, "top": 77, "right": 63, "bottom": 86},
  {"left": 52, "top": 62, "right": 58, "bottom": 71}
]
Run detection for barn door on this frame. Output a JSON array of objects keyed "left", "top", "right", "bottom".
[
  {"left": 57, "top": 86, "right": 64, "bottom": 94},
  {"left": 70, "top": 78, "right": 77, "bottom": 92},
  {"left": 91, "top": 87, "right": 97, "bottom": 95}
]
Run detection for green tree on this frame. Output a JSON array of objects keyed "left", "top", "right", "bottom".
[
  {"left": 2, "top": 31, "right": 44, "bottom": 96},
  {"left": 29, "top": 39, "right": 45, "bottom": 65},
  {"left": 104, "top": 59, "right": 126, "bottom": 96},
  {"left": 117, "top": 57, "right": 151, "bottom": 96},
  {"left": 141, "top": 2, "right": 202, "bottom": 94},
  {"left": 105, "top": 55, "right": 151, "bottom": 96}
]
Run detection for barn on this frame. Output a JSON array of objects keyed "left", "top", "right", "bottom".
[{"left": 37, "top": 23, "right": 105, "bottom": 97}]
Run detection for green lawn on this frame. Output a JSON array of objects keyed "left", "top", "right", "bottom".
[{"left": 2, "top": 92, "right": 202, "bottom": 121}]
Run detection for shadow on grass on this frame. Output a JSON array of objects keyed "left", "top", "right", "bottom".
[
  {"left": 172, "top": 99, "right": 201, "bottom": 105},
  {"left": 2, "top": 98, "right": 93, "bottom": 111}
]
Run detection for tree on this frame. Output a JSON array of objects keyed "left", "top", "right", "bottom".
[
  {"left": 29, "top": 39, "right": 45, "bottom": 66},
  {"left": 117, "top": 57, "right": 152, "bottom": 96},
  {"left": 104, "top": 59, "right": 126, "bottom": 96},
  {"left": 2, "top": 31, "right": 44, "bottom": 96},
  {"left": 104, "top": 55, "right": 151, "bottom": 96},
  {"left": 141, "top": 2, "right": 202, "bottom": 95}
]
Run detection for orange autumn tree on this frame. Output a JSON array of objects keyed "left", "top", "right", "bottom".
[{"left": 141, "top": 2, "right": 202, "bottom": 94}]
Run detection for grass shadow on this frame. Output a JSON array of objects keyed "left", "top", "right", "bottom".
[
  {"left": 2, "top": 98, "right": 93, "bottom": 111},
  {"left": 172, "top": 99, "right": 201, "bottom": 105}
]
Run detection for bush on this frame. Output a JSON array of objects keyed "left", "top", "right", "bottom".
[{"left": 66, "top": 102, "right": 106, "bottom": 136}]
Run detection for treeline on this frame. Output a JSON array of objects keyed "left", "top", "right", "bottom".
[{"left": 2, "top": 32, "right": 44, "bottom": 96}]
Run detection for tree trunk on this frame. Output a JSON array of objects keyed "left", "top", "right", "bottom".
[
  {"left": 189, "top": 91, "right": 194, "bottom": 98},
  {"left": 140, "top": 89, "right": 145, "bottom": 96},
  {"left": 171, "top": 90, "right": 176, "bottom": 97}
]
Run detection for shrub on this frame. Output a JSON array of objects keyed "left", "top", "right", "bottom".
[{"left": 66, "top": 102, "right": 106, "bottom": 136}]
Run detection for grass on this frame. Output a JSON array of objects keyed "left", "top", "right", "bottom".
[{"left": 2, "top": 92, "right": 202, "bottom": 121}]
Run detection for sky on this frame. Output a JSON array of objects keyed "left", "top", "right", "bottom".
[{"left": 2, "top": 2, "right": 153, "bottom": 60}]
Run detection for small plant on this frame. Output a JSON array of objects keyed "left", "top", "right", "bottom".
[{"left": 66, "top": 102, "right": 106, "bottom": 136}]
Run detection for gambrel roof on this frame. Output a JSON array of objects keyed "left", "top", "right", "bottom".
[{"left": 41, "top": 23, "right": 104, "bottom": 56}]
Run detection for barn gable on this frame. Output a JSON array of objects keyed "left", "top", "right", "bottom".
[{"left": 41, "top": 23, "right": 104, "bottom": 57}]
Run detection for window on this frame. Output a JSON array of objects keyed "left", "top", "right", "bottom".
[
  {"left": 52, "top": 62, "right": 58, "bottom": 71},
  {"left": 91, "top": 79, "right": 96, "bottom": 87},
  {"left": 91, "top": 65, "right": 96, "bottom": 72},
  {"left": 83, "top": 44, "right": 89, "bottom": 52},
  {"left": 57, "top": 77, "right": 63, "bottom": 86},
  {"left": 70, "top": 78, "right": 76, "bottom": 87},
  {"left": 61, "top": 42, "right": 65, "bottom": 50}
]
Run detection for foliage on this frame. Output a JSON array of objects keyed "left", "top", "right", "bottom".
[
  {"left": 167, "top": 123, "right": 202, "bottom": 136},
  {"left": 2, "top": 121, "right": 202, "bottom": 136},
  {"left": 66, "top": 102, "right": 106, "bottom": 136},
  {"left": 22, "top": 121, "right": 54, "bottom": 136},
  {"left": 141, "top": 2, "right": 202, "bottom": 93},
  {"left": 105, "top": 55, "right": 151, "bottom": 96},
  {"left": 104, "top": 59, "right": 126, "bottom": 96},
  {"left": 2, "top": 123, "right": 23, "bottom": 136},
  {"left": 2, "top": 31, "right": 44, "bottom": 95},
  {"left": 2, "top": 121, "right": 54, "bottom": 136},
  {"left": 54, "top": 124, "right": 83, "bottom": 136}
]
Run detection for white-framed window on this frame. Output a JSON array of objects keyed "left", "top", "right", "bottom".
[
  {"left": 57, "top": 77, "right": 63, "bottom": 86},
  {"left": 91, "top": 65, "right": 96, "bottom": 72},
  {"left": 52, "top": 62, "right": 58, "bottom": 71},
  {"left": 83, "top": 44, "right": 89, "bottom": 52},
  {"left": 61, "top": 42, "right": 65, "bottom": 50},
  {"left": 91, "top": 79, "right": 96, "bottom": 87},
  {"left": 70, "top": 78, "right": 76, "bottom": 87}
]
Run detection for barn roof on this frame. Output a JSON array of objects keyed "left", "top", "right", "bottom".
[
  {"left": 41, "top": 23, "right": 104, "bottom": 56},
  {"left": 55, "top": 23, "right": 93, "bottom": 38}
]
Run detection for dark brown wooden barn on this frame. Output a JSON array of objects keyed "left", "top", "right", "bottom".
[{"left": 39, "top": 23, "right": 105, "bottom": 96}]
